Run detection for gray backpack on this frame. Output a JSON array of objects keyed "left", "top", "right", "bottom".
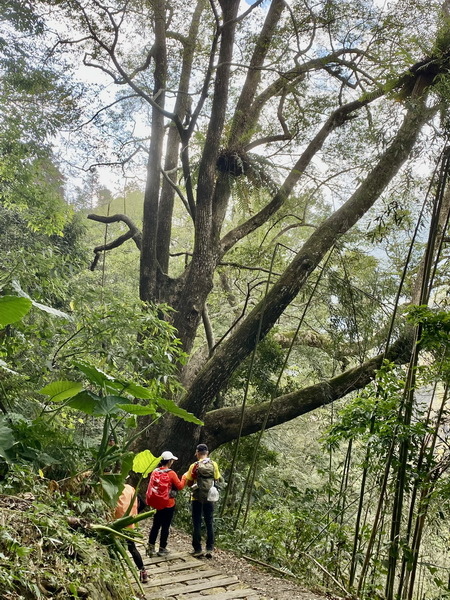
[{"left": 193, "top": 460, "right": 215, "bottom": 503}]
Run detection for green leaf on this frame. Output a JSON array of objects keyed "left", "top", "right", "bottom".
[
  {"left": 73, "top": 361, "right": 114, "bottom": 387},
  {"left": 39, "top": 380, "right": 83, "bottom": 402},
  {"left": 68, "top": 583, "right": 79, "bottom": 596},
  {"left": 0, "top": 416, "right": 16, "bottom": 461},
  {"left": 119, "top": 452, "right": 134, "bottom": 480},
  {"left": 118, "top": 382, "right": 155, "bottom": 399},
  {"left": 133, "top": 450, "right": 160, "bottom": 476},
  {"left": 116, "top": 403, "right": 157, "bottom": 416},
  {"left": 65, "top": 392, "right": 126, "bottom": 416},
  {"left": 98, "top": 473, "right": 123, "bottom": 506},
  {"left": 15, "top": 545, "right": 32, "bottom": 557},
  {"left": 92, "top": 395, "right": 126, "bottom": 416},
  {"left": 66, "top": 391, "right": 100, "bottom": 415},
  {"left": 0, "top": 296, "right": 32, "bottom": 327},
  {"left": 156, "top": 397, "right": 203, "bottom": 425},
  {"left": 125, "top": 416, "right": 137, "bottom": 428}
]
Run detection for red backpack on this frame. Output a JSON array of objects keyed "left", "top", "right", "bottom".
[{"left": 146, "top": 468, "right": 172, "bottom": 510}]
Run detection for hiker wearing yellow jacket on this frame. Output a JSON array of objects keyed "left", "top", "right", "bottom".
[{"left": 185, "top": 443, "right": 221, "bottom": 558}]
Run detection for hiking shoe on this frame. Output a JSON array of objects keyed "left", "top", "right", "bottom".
[
  {"left": 157, "top": 547, "right": 170, "bottom": 556},
  {"left": 139, "top": 569, "right": 148, "bottom": 583},
  {"left": 190, "top": 550, "right": 203, "bottom": 558},
  {"left": 146, "top": 544, "right": 155, "bottom": 557},
  {"left": 205, "top": 550, "right": 213, "bottom": 559}
]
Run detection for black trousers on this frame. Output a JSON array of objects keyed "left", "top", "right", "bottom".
[
  {"left": 127, "top": 540, "right": 144, "bottom": 570},
  {"left": 148, "top": 505, "right": 176, "bottom": 549},
  {"left": 192, "top": 500, "right": 214, "bottom": 552}
]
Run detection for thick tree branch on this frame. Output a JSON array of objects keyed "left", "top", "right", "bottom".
[
  {"left": 228, "top": 0, "right": 286, "bottom": 147},
  {"left": 87, "top": 213, "right": 142, "bottom": 248},
  {"left": 220, "top": 91, "right": 384, "bottom": 255},
  {"left": 244, "top": 134, "right": 292, "bottom": 151},
  {"left": 90, "top": 231, "right": 134, "bottom": 270},
  {"left": 238, "top": 49, "right": 370, "bottom": 147},
  {"left": 171, "top": 1, "right": 241, "bottom": 354},
  {"left": 203, "top": 333, "right": 414, "bottom": 449},
  {"left": 233, "top": 0, "right": 268, "bottom": 24}
]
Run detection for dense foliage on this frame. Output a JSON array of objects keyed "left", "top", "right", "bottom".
[{"left": 4, "top": 1, "right": 450, "bottom": 599}]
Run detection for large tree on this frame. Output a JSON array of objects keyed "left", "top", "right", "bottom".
[{"left": 34, "top": 0, "right": 450, "bottom": 465}]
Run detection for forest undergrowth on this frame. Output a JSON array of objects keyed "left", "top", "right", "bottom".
[{"left": 0, "top": 467, "right": 132, "bottom": 600}]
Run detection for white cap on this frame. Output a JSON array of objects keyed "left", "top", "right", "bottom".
[{"left": 161, "top": 451, "right": 178, "bottom": 461}]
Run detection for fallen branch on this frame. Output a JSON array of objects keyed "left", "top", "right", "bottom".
[
  {"left": 299, "top": 551, "right": 352, "bottom": 597},
  {"left": 243, "top": 555, "right": 299, "bottom": 579}
]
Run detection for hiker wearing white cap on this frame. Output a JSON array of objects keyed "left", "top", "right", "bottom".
[{"left": 146, "top": 451, "right": 186, "bottom": 556}]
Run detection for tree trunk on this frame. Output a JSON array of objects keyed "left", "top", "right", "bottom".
[{"left": 140, "top": 0, "right": 167, "bottom": 302}]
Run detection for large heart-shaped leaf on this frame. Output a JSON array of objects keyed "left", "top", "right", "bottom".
[
  {"left": 73, "top": 361, "right": 115, "bottom": 388},
  {"left": 156, "top": 397, "right": 203, "bottom": 425},
  {"left": 118, "top": 382, "right": 155, "bottom": 400},
  {"left": 0, "top": 296, "right": 32, "bottom": 327},
  {"left": 92, "top": 395, "right": 126, "bottom": 416},
  {"left": 39, "top": 381, "right": 83, "bottom": 402},
  {"left": 66, "top": 391, "right": 101, "bottom": 415},
  {"left": 133, "top": 450, "right": 160, "bottom": 476}
]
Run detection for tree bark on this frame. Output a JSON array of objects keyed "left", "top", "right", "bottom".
[
  {"left": 170, "top": 0, "right": 241, "bottom": 355},
  {"left": 140, "top": 0, "right": 167, "bottom": 302},
  {"left": 156, "top": 0, "right": 205, "bottom": 273}
]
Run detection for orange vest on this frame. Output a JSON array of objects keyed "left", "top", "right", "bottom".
[{"left": 114, "top": 484, "right": 138, "bottom": 527}]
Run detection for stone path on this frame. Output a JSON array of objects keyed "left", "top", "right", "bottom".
[{"left": 137, "top": 548, "right": 261, "bottom": 599}]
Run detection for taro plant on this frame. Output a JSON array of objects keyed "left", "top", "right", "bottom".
[{"left": 38, "top": 360, "right": 203, "bottom": 504}]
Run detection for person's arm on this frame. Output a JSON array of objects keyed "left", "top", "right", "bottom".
[
  {"left": 212, "top": 461, "right": 221, "bottom": 481},
  {"left": 170, "top": 470, "right": 186, "bottom": 490}
]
